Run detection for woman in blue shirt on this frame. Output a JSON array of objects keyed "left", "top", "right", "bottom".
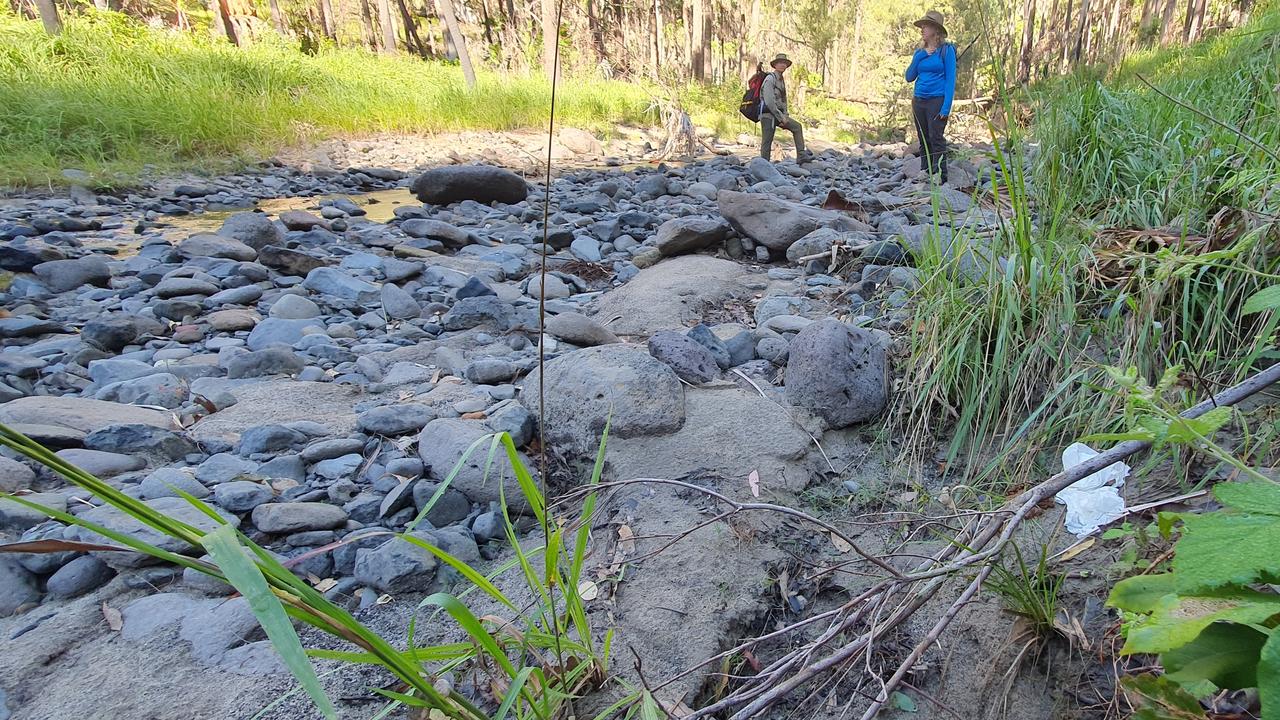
[{"left": 904, "top": 11, "right": 956, "bottom": 184}]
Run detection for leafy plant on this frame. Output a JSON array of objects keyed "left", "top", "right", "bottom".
[
  {"left": 0, "top": 421, "right": 615, "bottom": 720},
  {"left": 1108, "top": 480, "right": 1280, "bottom": 714}
]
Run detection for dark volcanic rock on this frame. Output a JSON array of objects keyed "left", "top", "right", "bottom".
[{"left": 411, "top": 166, "right": 529, "bottom": 205}]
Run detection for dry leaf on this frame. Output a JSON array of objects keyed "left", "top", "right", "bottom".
[
  {"left": 271, "top": 478, "right": 299, "bottom": 492},
  {"left": 831, "top": 532, "right": 852, "bottom": 554},
  {"left": 102, "top": 602, "right": 123, "bottom": 631},
  {"left": 460, "top": 411, "right": 487, "bottom": 420},
  {"left": 314, "top": 577, "right": 338, "bottom": 592},
  {"left": 430, "top": 368, "right": 442, "bottom": 383},
  {"left": 376, "top": 593, "right": 393, "bottom": 605},
  {"left": 895, "top": 491, "right": 919, "bottom": 504},
  {"left": 1057, "top": 537, "right": 1094, "bottom": 562},
  {"left": 617, "top": 524, "right": 636, "bottom": 554},
  {"left": 747, "top": 470, "right": 760, "bottom": 498},
  {"left": 577, "top": 580, "right": 600, "bottom": 601}
]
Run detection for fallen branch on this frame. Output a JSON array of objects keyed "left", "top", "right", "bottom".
[
  {"left": 1134, "top": 74, "right": 1280, "bottom": 165},
  {"left": 681, "top": 357, "right": 1280, "bottom": 719}
]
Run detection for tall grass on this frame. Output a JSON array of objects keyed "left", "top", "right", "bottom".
[
  {"left": 0, "top": 10, "right": 663, "bottom": 186},
  {"left": 893, "top": 8, "right": 1280, "bottom": 492},
  {"left": 0, "top": 421, "right": 623, "bottom": 719}
]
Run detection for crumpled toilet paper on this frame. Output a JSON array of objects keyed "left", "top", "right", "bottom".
[{"left": 1055, "top": 442, "right": 1130, "bottom": 537}]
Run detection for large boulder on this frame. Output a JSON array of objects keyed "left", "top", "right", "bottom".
[
  {"left": 417, "top": 419, "right": 534, "bottom": 510},
  {"left": 400, "top": 219, "right": 478, "bottom": 249},
  {"left": 301, "top": 267, "right": 379, "bottom": 302},
  {"left": 411, "top": 166, "right": 529, "bottom": 205},
  {"left": 544, "top": 312, "right": 620, "bottom": 347},
  {"left": 559, "top": 128, "right": 604, "bottom": 156},
  {"left": 520, "top": 345, "right": 685, "bottom": 454},
  {"left": 81, "top": 315, "right": 164, "bottom": 353},
  {"left": 251, "top": 502, "right": 348, "bottom": 534},
  {"left": 717, "top": 190, "right": 868, "bottom": 251},
  {"left": 654, "top": 216, "right": 732, "bottom": 257},
  {"left": 784, "top": 319, "right": 889, "bottom": 428}
]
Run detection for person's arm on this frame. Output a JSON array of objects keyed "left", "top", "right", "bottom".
[
  {"left": 940, "top": 44, "right": 957, "bottom": 117},
  {"left": 762, "top": 74, "right": 787, "bottom": 122},
  {"left": 905, "top": 49, "right": 924, "bottom": 82}
]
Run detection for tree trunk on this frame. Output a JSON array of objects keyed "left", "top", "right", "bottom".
[
  {"left": 1158, "top": 0, "right": 1179, "bottom": 44},
  {"left": 397, "top": 0, "right": 428, "bottom": 56},
  {"left": 586, "top": 0, "right": 609, "bottom": 67},
  {"left": 211, "top": 0, "right": 240, "bottom": 44},
  {"left": 268, "top": 0, "right": 287, "bottom": 34},
  {"left": 478, "top": 0, "right": 495, "bottom": 47},
  {"left": 542, "top": 0, "right": 557, "bottom": 81},
  {"left": 653, "top": 0, "right": 665, "bottom": 70},
  {"left": 360, "top": 0, "right": 379, "bottom": 49},
  {"left": 1072, "top": 0, "right": 1090, "bottom": 63},
  {"left": 438, "top": 0, "right": 477, "bottom": 86},
  {"left": 34, "top": 0, "right": 63, "bottom": 33},
  {"left": 378, "top": 0, "right": 398, "bottom": 52},
  {"left": 1188, "top": 0, "right": 1207, "bottom": 39},
  {"left": 319, "top": 0, "right": 336, "bottom": 40},
  {"left": 691, "top": 0, "right": 710, "bottom": 80},
  {"left": 1017, "top": 0, "right": 1036, "bottom": 83}
]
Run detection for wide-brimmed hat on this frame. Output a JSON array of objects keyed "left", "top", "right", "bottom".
[
  {"left": 769, "top": 53, "right": 792, "bottom": 69},
  {"left": 913, "top": 10, "right": 948, "bottom": 36}
]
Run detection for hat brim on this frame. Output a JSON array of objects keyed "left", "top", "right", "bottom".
[
  {"left": 913, "top": 18, "right": 948, "bottom": 34},
  {"left": 770, "top": 59, "right": 792, "bottom": 68}
]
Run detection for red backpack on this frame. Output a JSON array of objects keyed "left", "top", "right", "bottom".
[{"left": 739, "top": 64, "right": 768, "bottom": 123}]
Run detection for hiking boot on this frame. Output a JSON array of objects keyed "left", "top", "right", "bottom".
[{"left": 797, "top": 149, "right": 816, "bottom": 164}]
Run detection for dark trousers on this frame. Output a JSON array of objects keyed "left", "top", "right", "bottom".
[
  {"left": 760, "top": 113, "right": 805, "bottom": 160},
  {"left": 911, "top": 95, "right": 949, "bottom": 182}
]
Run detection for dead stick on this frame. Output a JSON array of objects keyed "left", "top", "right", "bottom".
[
  {"left": 710, "top": 358, "right": 1280, "bottom": 718},
  {"left": 1134, "top": 74, "right": 1280, "bottom": 165}
]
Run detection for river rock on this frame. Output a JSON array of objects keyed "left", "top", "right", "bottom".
[
  {"left": 654, "top": 216, "right": 732, "bottom": 256},
  {"left": 218, "top": 212, "right": 282, "bottom": 251},
  {"left": 417, "top": 419, "right": 534, "bottom": 509},
  {"left": 400, "top": 219, "right": 477, "bottom": 249},
  {"left": 0, "top": 396, "right": 174, "bottom": 434},
  {"left": 353, "top": 531, "right": 439, "bottom": 593},
  {"left": 718, "top": 190, "right": 864, "bottom": 251},
  {"left": 441, "top": 296, "right": 512, "bottom": 331},
  {"left": 46, "top": 556, "right": 115, "bottom": 599},
  {"left": 225, "top": 348, "right": 305, "bottom": 379},
  {"left": 258, "top": 245, "right": 328, "bottom": 276},
  {"left": 0, "top": 456, "right": 36, "bottom": 493},
  {"left": 560, "top": 128, "right": 604, "bottom": 156},
  {"left": 81, "top": 315, "right": 163, "bottom": 353},
  {"left": 544, "top": 312, "right": 619, "bottom": 346},
  {"left": 647, "top": 331, "right": 720, "bottom": 384},
  {"left": 251, "top": 502, "right": 348, "bottom": 534},
  {"left": 84, "top": 424, "right": 195, "bottom": 461},
  {"left": 178, "top": 234, "right": 257, "bottom": 261},
  {"left": 521, "top": 344, "right": 685, "bottom": 454},
  {"left": 784, "top": 319, "right": 889, "bottom": 428},
  {"left": 357, "top": 404, "right": 438, "bottom": 436},
  {"left": 246, "top": 317, "right": 325, "bottom": 351},
  {"left": 73, "top": 496, "right": 239, "bottom": 568},
  {"left": 32, "top": 256, "right": 112, "bottom": 292},
  {"left": 213, "top": 481, "right": 274, "bottom": 513},
  {"left": 380, "top": 283, "right": 421, "bottom": 319},
  {"left": 302, "top": 267, "right": 378, "bottom": 302},
  {"left": 412, "top": 165, "right": 529, "bottom": 205},
  {"left": 0, "top": 558, "right": 40, "bottom": 617},
  {"left": 140, "top": 467, "right": 211, "bottom": 499},
  {"left": 52, "top": 449, "right": 143, "bottom": 478}
]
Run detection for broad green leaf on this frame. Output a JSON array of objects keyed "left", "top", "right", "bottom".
[
  {"left": 1172, "top": 512, "right": 1280, "bottom": 591},
  {"left": 1121, "top": 674, "right": 1207, "bottom": 719},
  {"left": 1122, "top": 588, "right": 1280, "bottom": 654},
  {"left": 201, "top": 525, "right": 337, "bottom": 720},
  {"left": 1162, "top": 622, "right": 1267, "bottom": 691},
  {"left": 1170, "top": 406, "right": 1233, "bottom": 442},
  {"left": 1108, "top": 573, "right": 1179, "bottom": 613},
  {"left": 1258, "top": 629, "right": 1280, "bottom": 717},
  {"left": 1242, "top": 285, "right": 1280, "bottom": 315},
  {"left": 1214, "top": 481, "right": 1280, "bottom": 517}
]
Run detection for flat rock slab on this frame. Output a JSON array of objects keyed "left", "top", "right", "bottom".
[
  {"left": 190, "top": 380, "right": 360, "bottom": 446},
  {"left": 0, "top": 396, "right": 176, "bottom": 434},
  {"left": 589, "top": 255, "right": 763, "bottom": 337},
  {"left": 607, "top": 384, "right": 813, "bottom": 485}
]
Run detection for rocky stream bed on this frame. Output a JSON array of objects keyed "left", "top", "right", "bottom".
[{"left": 0, "top": 138, "right": 1058, "bottom": 720}]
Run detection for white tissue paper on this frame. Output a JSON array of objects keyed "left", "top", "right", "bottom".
[{"left": 1055, "top": 442, "right": 1130, "bottom": 537}]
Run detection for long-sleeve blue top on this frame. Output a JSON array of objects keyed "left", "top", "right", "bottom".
[{"left": 905, "top": 43, "right": 957, "bottom": 117}]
